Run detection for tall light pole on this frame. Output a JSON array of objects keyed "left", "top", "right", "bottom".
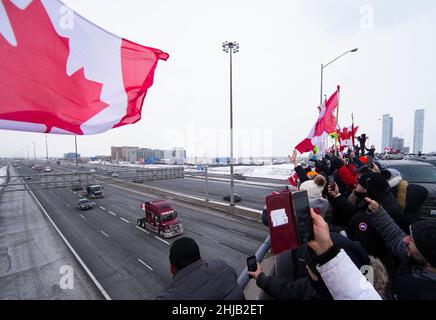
[
  {"left": 320, "top": 48, "right": 358, "bottom": 152},
  {"left": 320, "top": 48, "right": 358, "bottom": 106},
  {"left": 45, "top": 135, "right": 49, "bottom": 163},
  {"left": 74, "top": 134, "right": 78, "bottom": 167},
  {"left": 222, "top": 41, "right": 239, "bottom": 207}
]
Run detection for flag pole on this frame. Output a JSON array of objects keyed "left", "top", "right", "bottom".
[
  {"left": 335, "top": 86, "right": 340, "bottom": 156},
  {"left": 351, "top": 113, "right": 355, "bottom": 147}
]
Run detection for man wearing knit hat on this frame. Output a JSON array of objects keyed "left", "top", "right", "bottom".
[
  {"left": 156, "top": 237, "right": 245, "bottom": 300},
  {"left": 366, "top": 197, "right": 436, "bottom": 300}
]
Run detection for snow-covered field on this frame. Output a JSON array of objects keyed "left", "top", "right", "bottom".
[
  {"left": 188, "top": 164, "right": 294, "bottom": 180},
  {"left": 87, "top": 160, "right": 294, "bottom": 180}
]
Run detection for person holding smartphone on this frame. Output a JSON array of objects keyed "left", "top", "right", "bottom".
[{"left": 247, "top": 210, "right": 378, "bottom": 300}]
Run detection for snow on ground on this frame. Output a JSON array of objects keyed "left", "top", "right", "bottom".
[
  {"left": 188, "top": 164, "right": 294, "bottom": 180},
  {"left": 87, "top": 161, "right": 294, "bottom": 180}
]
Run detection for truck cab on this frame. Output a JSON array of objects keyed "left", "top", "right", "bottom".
[
  {"left": 85, "top": 185, "right": 104, "bottom": 199},
  {"left": 137, "top": 200, "right": 184, "bottom": 238}
]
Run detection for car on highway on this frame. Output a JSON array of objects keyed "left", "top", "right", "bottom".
[
  {"left": 44, "top": 167, "right": 52, "bottom": 172},
  {"left": 111, "top": 172, "right": 119, "bottom": 177},
  {"left": 418, "top": 157, "right": 436, "bottom": 167},
  {"left": 72, "top": 184, "right": 83, "bottom": 191},
  {"left": 137, "top": 200, "right": 184, "bottom": 238},
  {"left": 84, "top": 185, "right": 104, "bottom": 199},
  {"left": 89, "top": 168, "right": 96, "bottom": 173},
  {"left": 24, "top": 176, "right": 32, "bottom": 181},
  {"left": 379, "top": 160, "right": 436, "bottom": 219},
  {"left": 77, "top": 198, "right": 93, "bottom": 211},
  {"left": 380, "top": 153, "right": 403, "bottom": 160},
  {"left": 223, "top": 193, "right": 242, "bottom": 203},
  {"left": 233, "top": 173, "right": 247, "bottom": 180}
]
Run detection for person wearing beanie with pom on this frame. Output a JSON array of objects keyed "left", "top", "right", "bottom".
[{"left": 366, "top": 198, "right": 436, "bottom": 300}]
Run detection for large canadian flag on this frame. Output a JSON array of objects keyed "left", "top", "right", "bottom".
[
  {"left": 295, "top": 86, "right": 340, "bottom": 154},
  {"left": 0, "top": 0, "right": 169, "bottom": 135}
]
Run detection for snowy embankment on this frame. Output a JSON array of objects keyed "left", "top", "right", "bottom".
[{"left": 187, "top": 164, "right": 295, "bottom": 180}]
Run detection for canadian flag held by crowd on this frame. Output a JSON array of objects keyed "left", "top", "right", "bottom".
[{"left": 0, "top": 0, "right": 169, "bottom": 135}]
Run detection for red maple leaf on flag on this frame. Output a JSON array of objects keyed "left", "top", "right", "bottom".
[{"left": 0, "top": 0, "right": 109, "bottom": 134}]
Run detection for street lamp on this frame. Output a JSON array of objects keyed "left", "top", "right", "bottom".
[
  {"left": 222, "top": 41, "right": 239, "bottom": 207},
  {"left": 320, "top": 48, "right": 358, "bottom": 106},
  {"left": 45, "top": 135, "right": 49, "bottom": 163},
  {"left": 320, "top": 48, "right": 358, "bottom": 154}
]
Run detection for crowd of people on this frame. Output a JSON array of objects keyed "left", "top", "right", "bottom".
[{"left": 156, "top": 134, "right": 436, "bottom": 300}]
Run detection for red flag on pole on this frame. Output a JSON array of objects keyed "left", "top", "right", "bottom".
[{"left": 295, "top": 86, "right": 340, "bottom": 154}]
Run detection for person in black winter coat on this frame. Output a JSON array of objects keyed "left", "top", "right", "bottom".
[
  {"left": 356, "top": 134, "right": 368, "bottom": 157},
  {"left": 367, "top": 198, "right": 436, "bottom": 300},
  {"left": 156, "top": 237, "right": 245, "bottom": 300}
]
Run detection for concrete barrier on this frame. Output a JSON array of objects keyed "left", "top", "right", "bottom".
[{"left": 107, "top": 178, "right": 263, "bottom": 222}]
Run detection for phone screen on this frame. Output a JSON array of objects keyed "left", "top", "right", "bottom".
[
  {"left": 247, "top": 256, "right": 257, "bottom": 272},
  {"left": 291, "top": 191, "right": 314, "bottom": 245}
]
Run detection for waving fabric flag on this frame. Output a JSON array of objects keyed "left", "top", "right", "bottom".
[
  {"left": 295, "top": 86, "right": 340, "bottom": 154},
  {"left": 0, "top": 0, "right": 169, "bottom": 135},
  {"left": 338, "top": 125, "right": 359, "bottom": 148}
]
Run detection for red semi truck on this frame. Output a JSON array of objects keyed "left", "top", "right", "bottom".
[{"left": 137, "top": 200, "right": 184, "bottom": 238}]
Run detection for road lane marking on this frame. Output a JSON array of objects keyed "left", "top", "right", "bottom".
[
  {"left": 66, "top": 204, "right": 71, "bottom": 208},
  {"left": 99, "top": 206, "right": 106, "bottom": 210},
  {"left": 92, "top": 202, "right": 96, "bottom": 205},
  {"left": 135, "top": 226, "right": 150, "bottom": 234},
  {"left": 120, "top": 217, "right": 130, "bottom": 224},
  {"left": 80, "top": 214, "right": 87, "bottom": 220},
  {"left": 100, "top": 231, "right": 110, "bottom": 238},
  {"left": 154, "top": 236, "right": 170, "bottom": 245},
  {"left": 138, "top": 259, "right": 154, "bottom": 271},
  {"left": 108, "top": 211, "right": 117, "bottom": 217},
  {"left": 25, "top": 186, "right": 111, "bottom": 300}
]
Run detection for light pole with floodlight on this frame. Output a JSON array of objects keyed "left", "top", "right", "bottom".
[{"left": 222, "top": 41, "right": 239, "bottom": 207}]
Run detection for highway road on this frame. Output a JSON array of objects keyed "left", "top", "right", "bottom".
[
  {"left": 54, "top": 162, "right": 288, "bottom": 210},
  {"left": 14, "top": 163, "right": 268, "bottom": 299}
]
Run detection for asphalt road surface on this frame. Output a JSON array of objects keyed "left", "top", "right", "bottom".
[
  {"left": 53, "top": 162, "right": 287, "bottom": 211},
  {"left": 14, "top": 163, "right": 268, "bottom": 299}
]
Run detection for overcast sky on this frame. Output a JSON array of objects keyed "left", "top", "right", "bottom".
[{"left": 1, "top": 0, "right": 435, "bottom": 158}]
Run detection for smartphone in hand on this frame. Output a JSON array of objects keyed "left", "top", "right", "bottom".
[
  {"left": 247, "top": 255, "right": 257, "bottom": 273},
  {"left": 291, "top": 190, "right": 314, "bottom": 245}
]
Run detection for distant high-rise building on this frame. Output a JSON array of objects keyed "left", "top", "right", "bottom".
[
  {"left": 391, "top": 137, "right": 404, "bottom": 153},
  {"left": 413, "top": 109, "right": 425, "bottom": 154},
  {"left": 381, "top": 114, "right": 393, "bottom": 151}
]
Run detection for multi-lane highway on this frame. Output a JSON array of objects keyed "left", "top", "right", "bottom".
[
  {"left": 14, "top": 163, "right": 268, "bottom": 299},
  {"left": 56, "top": 162, "right": 288, "bottom": 211}
]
